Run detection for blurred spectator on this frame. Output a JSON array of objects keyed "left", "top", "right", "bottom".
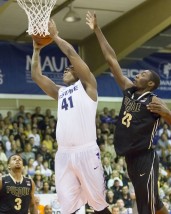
[
  {"left": 40, "top": 181, "right": 52, "bottom": 194},
  {"left": 33, "top": 170, "right": 44, "bottom": 193},
  {"left": 107, "top": 170, "right": 123, "bottom": 189},
  {"left": 38, "top": 144, "right": 51, "bottom": 161},
  {"left": 158, "top": 123, "right": 171, "bottom": 139},
  {"left": 98, "top": 142, "right": 106, "bottom": 160},
  {"left": 24, "top": 123, "right": 32, "bottom": 137},
  {"left": 17, "top": 115, "right": 25, "bottom": 128},
  {"left": 111, "top": 205, "right": 120, "bottom": 214},
  {"left": 28, "top": 127, "right": 41, "bottom": 147},
  {"left": 41, "top": 160, "right": 52, "bottom": 177},
  {"left": 0, "top": 162, "right": 7, "bottom": 175},
  {"left": 11, "top": 121, "right": 18, "bottom": 136},
  {"left": 32, "top": 106, "right": 44, "bottom": 122},
  {"left": 96, "top": 128, "right": 104, "bottom": 146},
  {"left": 25, "top": 112, "right": 32, "bottom": 125},
  {"left": 100, "top": 123, "right": 110, "bottom": 135},
  {"left": 45, "top": 109, "right": 52, "bottom": 118},
  {"left": 49, "top": 173, "right": 56, "bottom": 193},
  {"left": 49, "top": 150, "right": 56, "bottom": 171},
  {"left": 0, "top": 141, "right": 7, "bottom": 164},
  {"left": 103, "top": 156, "right": 113, "bottom": 182},
  {"left": 6, "top": 141, "right": 18, "bottom": 158},
  {"left": 21, "top": 142, "right": 35, "bottom": 164},
  {"left": 111, "top": 179, "right": 122, "bottom": 201},
  {"left": 34, "top": 195, "right": 44, "bottom": 214},
  {"left": 4, "top": 111, "right": 13, "bottom": 123},
  {"left": 103, "top": 133, "right": 116, "bottom": 158},
  {"left": 106, "top": 189, "right": 116, "bottom": 207},
  {"left": 14, "top": 126, "right": 26, "bottom": 150},
  {"left": 1, "top": 128, "right": 10, "bottom": 146},
  {"left": 3, "top": 116, "right": 13, "bottom": 130},
  {"left": 27, "top": 157, "right": 36, "bottom": 177},
  {"left": 42, "top": 133, "right": 53, "bottom": 152},
  {"left": 44, "top": 205, "right": 53, "bottom": 214},
  {"left": 38, "top": 116, "right": 50, "bottom": 133},
  {"left": 100, "top": 107, "right": 111, "bottom": 123},
  {"left": 13, "top": 105, "right": 26, "bottom": 121},
  {"left": 48, "top": 118, "right": 56, "bottom": 140},
  {"left": 120, "top": 185, "right": 132, "bottom": 209},
  {"left": 116, "top": 199, "right": 128, "bottom": 214},
  {"left": 128, "top": 182, "right": 138, "bottom": 214},
  {"left": 5, "top": 133, "right": 15, "bottom": 152},
  {"left": 31, "top": 116, "right": 38, "bottom": 129},
  {"left": 33, "top": 154, "right": 44, "bottom": 171}
]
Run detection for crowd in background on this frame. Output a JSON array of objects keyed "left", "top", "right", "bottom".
[{"left": 0, "top": 105, "right": 171, "bottom": 214}]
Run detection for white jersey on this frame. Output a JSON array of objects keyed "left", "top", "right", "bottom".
[{"left": 56, "top": 80, "right": 97, "bottom": 147}]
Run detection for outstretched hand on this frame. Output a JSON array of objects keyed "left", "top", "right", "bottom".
[
  {"left": 48, "top": 19, "right": 59, "bottom": 39},
  {"left": 86, "top": 11, "right": 98, "bottom": 31},
  {"left": 147, "top": 99, "right": 170, "bottom": 117}
]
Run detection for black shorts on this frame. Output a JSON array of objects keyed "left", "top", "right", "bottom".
[{"left": 125, "top": 149, "right": 163, "bottom": 214}]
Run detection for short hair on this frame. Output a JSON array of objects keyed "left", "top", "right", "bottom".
[
  {"left": 7, "top": 154, "right": 23, "bottom": 164},
  {"left": 149, "top": 70, "right": 160, "bottom": 91}
]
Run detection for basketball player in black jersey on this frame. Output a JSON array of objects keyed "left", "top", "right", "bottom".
[
  {"left": 86, "top": 12, "right": 171, "bottom": 214},
  {"left": 0, "top": 154, "right": 38, "bottom": 214}
]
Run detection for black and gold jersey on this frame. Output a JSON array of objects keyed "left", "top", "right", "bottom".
[
  {"left": 0, "top": 174, "right": 32, "bottom": 214},
  {"left": 114, "top": 87, "right": 160, "bottom": 156}
]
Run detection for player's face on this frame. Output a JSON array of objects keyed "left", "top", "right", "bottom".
[
  {"left": 63, "top": 66, "right": 78, "bottom": 85},
  {"left": 8, "top": 155, "right": 23, "bottom": 170},
  {"left": 133, "top": 70, "right": 152, "bottom": 90}
]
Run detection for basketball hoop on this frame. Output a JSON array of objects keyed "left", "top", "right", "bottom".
[{"left": 17, "top": 0, "right": 57, "bottom": 36}]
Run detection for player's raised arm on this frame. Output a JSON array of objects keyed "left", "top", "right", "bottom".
[
  {"left": 0, "top": 176, "right": 2, "bottom": 191},
  {"left": 48, "top": 19, "right": 97, "bottom": 101},
  {"left": 29, "top": 180, "right": 38, "bottom": 214},
  {"left": 31, "top": 41, "right": 60, "bottom": 100},
  {"left": 86, "top": 11, "right": 133, "bottom": 90}
]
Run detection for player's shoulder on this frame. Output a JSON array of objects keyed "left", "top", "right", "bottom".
[
  {"left": 1, "top": 174, "right": 10, "bottom": 180},
  {"left": 0, "top": 174, "right": 10, "bottom": 190},
  {"left": 23, "top": 175, "right": 32, "bottom": 182}
]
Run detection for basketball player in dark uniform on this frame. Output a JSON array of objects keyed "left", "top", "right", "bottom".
[
  {"left": 86, "top": 12, "right": 171, "bottom": 214},
  {"left": 0, "top": 154, "right": 38, "bottom": 214}
]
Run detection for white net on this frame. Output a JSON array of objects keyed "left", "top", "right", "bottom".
[{"left": 17, "top": 0, "right": 57, "bottom": 36}]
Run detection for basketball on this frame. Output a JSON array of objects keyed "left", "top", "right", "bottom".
[{"left": 32, "top": 34, "right": 53, "bottom": 46}]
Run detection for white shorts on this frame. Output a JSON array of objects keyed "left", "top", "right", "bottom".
[{"left": 55, "top": 142, "right": 108, "bottom": 214}]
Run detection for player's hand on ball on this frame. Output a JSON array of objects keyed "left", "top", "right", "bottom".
[
  {"left": 48, "top": 19, "right": 59, "bottom": 39},
  {"left": 32, "top": 40, "right": 46, "bottom": 50}
]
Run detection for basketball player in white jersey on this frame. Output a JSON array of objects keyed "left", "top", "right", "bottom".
[{"left": 31, "top": 19, "right": 111, "bottom": 214}]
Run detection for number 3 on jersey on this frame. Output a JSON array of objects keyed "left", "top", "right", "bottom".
[
  {"left": 122, "top": 111, "right": 132, "bottom": 128},
  {"left": 15, "top": 198, "right": 22, "bottom": 210},
  {"left": 61, "top": 96, "right": 74, "bottom": 110}
]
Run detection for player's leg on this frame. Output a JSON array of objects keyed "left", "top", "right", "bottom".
[
  {"left": 55, "top": 150, "right": 87, "bottom": 214},
  {"left": 126, "top": 150, "right": 166, "bottom": 214},
  {"left": 74, "top": 144, "right": 111, "bottom": 213}
]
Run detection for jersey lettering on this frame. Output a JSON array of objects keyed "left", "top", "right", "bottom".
[{"left": 122, "top": 111, "right": 132, "bottom": 128}]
